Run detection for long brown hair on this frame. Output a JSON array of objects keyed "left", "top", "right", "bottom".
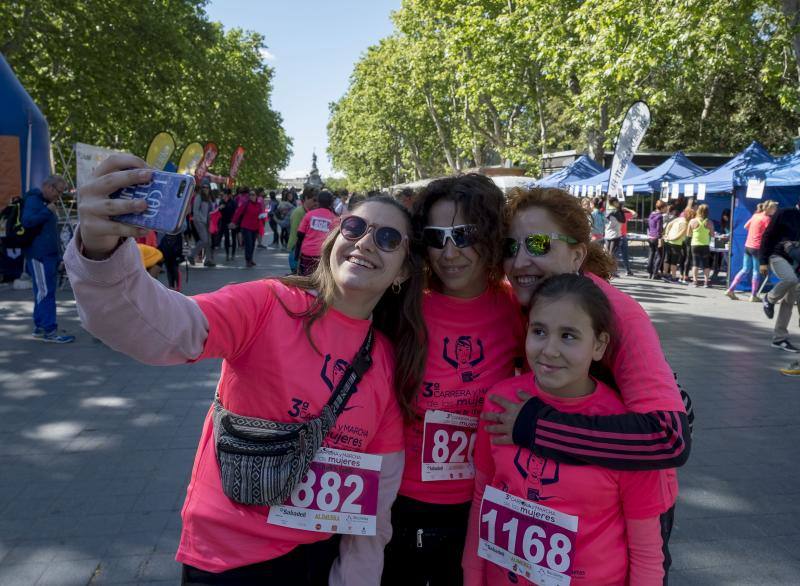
[
  {"left": 277, "top": 196, "right": 428, "bottom": 421},
  {"left": 506, "top": 187, "right": 616, "bottom": 280},
  {"left": 413, "top": 174, "right": 507, "bottom": 289}
]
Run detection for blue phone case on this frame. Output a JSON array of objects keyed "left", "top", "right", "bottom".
[{"left": 111, "top": 171, "right": 195, "bottom": 235}]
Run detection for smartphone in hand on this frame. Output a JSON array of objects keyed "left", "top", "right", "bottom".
[{"left": 110, "top": 171, "right": 195, "bottom": 235}]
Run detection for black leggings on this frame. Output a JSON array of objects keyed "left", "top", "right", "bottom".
[
  {"left": 223, "top": 227, "right": 237, "bottom": 257},
  {"left": 182, "top": 536, "right": 340, "bottom": 586},
  {"left": 382, "top": 496, "right": 470, "bottom": 586}
]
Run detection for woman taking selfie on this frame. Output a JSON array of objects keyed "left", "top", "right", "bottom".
[{"left": 64, "top": 154, "right": 427, "bottom": 586}]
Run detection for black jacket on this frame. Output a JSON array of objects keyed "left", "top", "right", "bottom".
[{"left": 759, "top": 206, "right": 800, "bottom": 265}]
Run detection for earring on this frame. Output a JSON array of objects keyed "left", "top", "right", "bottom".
[{"left": 392, "top": 281, "right": 401, "bottom": 294}]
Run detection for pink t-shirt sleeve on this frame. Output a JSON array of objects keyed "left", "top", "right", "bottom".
[
  {"left": 589, "top": 274, "right": 685, "bottom": 414},
  {"left": 365, "top": 340, "right": 405, "bottom": 454},
  {"left": 297, "top": 213, "right": 310, "bottom": 234},
  {"left": 619, "top": 469, "right": 669, "bottom": 520},
  {"left": 193, "top": 280, "right": 276, "bottom": 361}
]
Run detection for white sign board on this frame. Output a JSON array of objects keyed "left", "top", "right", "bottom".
[
  {"left": 670, "top": 183, "right": 680, "bottom": 199},
  {"left": 746, "top": 178, "right": 765, "bottom": 199},
  {"left": 697, "top": 183, "right": 707, "bottom": 201},
  {"left": 684, "top": 183, "right": 694, "bottom": 198},
  {"left": 626, "top": 184, "right": 634, "bottom": 197},
  {"left": 75, "top": 143, "right": 127, "bottom": 188}
]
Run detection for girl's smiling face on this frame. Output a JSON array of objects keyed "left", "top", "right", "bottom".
[{"left": 526, "top": 295, "right": 609, "bottom": 398}]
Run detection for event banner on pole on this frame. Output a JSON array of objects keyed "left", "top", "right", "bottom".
[
  {"left": 195, "top": 142, "right": 219, "bottom": 183},
  {"left": 607, "top": 101, "right": 651, "bottom": 199},
  {"left": 145, "top": 132, "right": 176, "bottom": 170},
  {"left": 75, "top": 143, "right": 127, "bottom": 188},
  {"left": 229, "top": 145, "right": 246, "bottom": 183},
  {"left": 177, "top": 142, "right": 204, "bottom": 176}
]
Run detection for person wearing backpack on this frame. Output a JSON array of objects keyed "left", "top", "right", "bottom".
[{"left": 22, "top": 175, "right": 75, "bottom": 343}]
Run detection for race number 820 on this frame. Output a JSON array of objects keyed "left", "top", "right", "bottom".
[{"left": 430, "top": 428, "right": 476, "bottom": 464}]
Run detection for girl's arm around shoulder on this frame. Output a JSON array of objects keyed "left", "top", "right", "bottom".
[
  {"left": 64, "top": 234, "right": 208, "bottom": 365},
  {"left": 329, "top": 450, "right": 404, "bottom": 586}
]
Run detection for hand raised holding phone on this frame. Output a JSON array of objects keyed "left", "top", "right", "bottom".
[
  {"left": 78, "top": 154, "right": 194, "bottom": 260},
  {"left": 78, "top": 154, "right": 153, "bottom": 259}
]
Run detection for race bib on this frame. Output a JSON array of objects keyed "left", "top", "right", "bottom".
[
  {"left": 310, "top": 217, "right": 331, "bottom": 232},
  {"left": 421, "top": 410, "right": 477, "bottom": 481},
  {"left": 267, "top": 447, "right": 381, "bottom": 536},
  {"left": 478, "top": 485, "right": 578, "bottom": 586}
]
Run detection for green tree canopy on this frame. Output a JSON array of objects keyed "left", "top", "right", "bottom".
[
  {"left": 328, "top": 0, "right": 800, "bottom": 189},
  {"left": 1, "top": 0, "right": 291, "bottom": 186}
]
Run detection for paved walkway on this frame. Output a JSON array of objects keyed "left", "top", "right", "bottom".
[{"left": 0, "top": 246, "right": 798, "bottom": 585}]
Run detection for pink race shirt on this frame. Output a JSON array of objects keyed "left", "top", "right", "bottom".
[
  {"left": 176, "top": 280, "right": 404, "bottom": 572},
  {"left": 470, "top": 374, "right": 672, "bottom": 585},
  {"left": 744, "top": 212, "right": 771, "bottom": 249},
  {"left": 399, "top": 285, "right": 525, "bottom": 504},
  {"left": 298, "top": 208, "right": 339, "bottom": 257}
]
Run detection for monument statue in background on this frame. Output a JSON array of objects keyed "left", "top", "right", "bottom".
[{"left": 304, "top": 151, "right": 323, "bottom": 190}]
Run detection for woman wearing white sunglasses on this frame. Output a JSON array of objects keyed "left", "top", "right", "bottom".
[{"left": 381, "top": 174, "right": 525, "bottom": 586}]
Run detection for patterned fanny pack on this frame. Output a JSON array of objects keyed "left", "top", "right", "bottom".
[{"left": 212, "top": 328, "right": 374, "bottom": 506}]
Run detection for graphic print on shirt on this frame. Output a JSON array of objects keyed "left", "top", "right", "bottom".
[
  {"left": 442, "top": 335, "right": 485, "bottom": 382},
  {"left": 309, "top": 216, "right": 332, "bottom": 232},
  {"left": 513, "top": 447, "right": 560, "bottom": 502},
  {"left": 287, "top": 354, "right": 359, "bottom": 419},
  {"left": 321, "top": 354, "right": 359, "bottom": 412}
]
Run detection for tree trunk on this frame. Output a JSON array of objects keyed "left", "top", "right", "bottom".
[
  {"left": 781, "top": 1, "right": 800, "bottom": 86},
  {"left": 424, "top": 90, "right": 457, "bottom": 173},
  {"left": 533, "top": 69, "right": 548, "bottom": 160},
  {"left": 699, "top": 75, "right": 719, "bottom": 140},
  {"left": 587, "top": 102, "right": 608, "bottom": 164}
]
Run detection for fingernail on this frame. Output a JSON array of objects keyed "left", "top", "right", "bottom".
[{"left": 139, "top": 170, "right": 152, "bottom": 181}]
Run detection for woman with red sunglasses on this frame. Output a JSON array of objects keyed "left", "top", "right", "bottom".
[{"left": 381, "top": 174, "right": 525, "bottom": 586}]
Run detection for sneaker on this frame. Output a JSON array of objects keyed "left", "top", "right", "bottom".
[
  {"left": 41, "top": 331, "right": 75, "bottom": 344},
  {"left": 626, "top": 271, "right": 634, "bottom": 276},
  {"left": 763, "top": 297, "right": 775, "bottom": 319},
  {"left": 203, "top": 261, "right": 216, "bottom": 267},
  {"left": 32, "top": 327, "right": 46, "bottom": 338},
  {"left": 749, "top": 294, "right": 762, "bottom": 303},
  {"left": 257, "top": 244, "right": 267, "bottom": 249},
  {"left": 704, "top": 282, "right": 712, "bottom": 288},
  {"left": 780, "top": 360, "right": 800, "bottom": 376},
  {"left": 187, "top": 256, "right": 196, "bottom": 266},
  {"left": 772, "top": 339, "right": 800, "bottom": 353},
  {"left": 725, "top": 290, "right": 738, "bottom": 300}
]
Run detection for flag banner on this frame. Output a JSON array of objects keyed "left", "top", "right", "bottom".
[
  {"left": 145, "top": 132, "right": 176, "bottom": 170},
  {"left": 195, "top": 142, "right": 219, "bottom": 183},
  {"left": 229, "top": 145, "right": 246, "bottom": 180},
  {"left": 177, "top": 142, "right": 204, "bottom": 175},
  {"left": 76, "top": 142, "right": 127, "bottom": 188},
  {"left": 607, "top": 101, "right": 651, "bottom": 198}
]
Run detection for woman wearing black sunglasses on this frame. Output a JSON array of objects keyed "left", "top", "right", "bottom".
[
  {"left": 62, "top": 153, "right": 429, "bottom": 586},
  {"left": 381, "top": 174, "right": 526, "bottom": 586},
  {"left": 479, "top": 187, "right": 693, "bottom": 581}
]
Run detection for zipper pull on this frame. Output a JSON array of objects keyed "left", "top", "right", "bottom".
[{"left": 416, "top": 528, "right": 423, "bottom": 549}]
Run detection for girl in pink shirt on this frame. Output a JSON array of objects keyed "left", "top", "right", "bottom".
[
  {"left": 64, "top": 154, "right": 429, "bottom": 586},
  {"left": 382, "top": 175, "right": 526, "bottom": 586},
  {"left": 464, "top": 274, "right": 668, "bottom": 585},
  {"left": 726, "top": 200, "right": 778, "bottom": 301},
  {"left": 483, "top": 188, "right": 691, "bottom": 580}
]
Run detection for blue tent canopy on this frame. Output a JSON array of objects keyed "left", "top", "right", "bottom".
[
  {"left": 734, "top": 150, "right": 800, "bottom": 188},
  {"left": 620, "top": 152, "right": 705, "bottom": 195},
  {"left": 565, "top": 161, "right": 645, "bottom": 193},
  {"left": 0, "top": 53, "right": 51, "bottom": 197},
  {"left": 673, "top": 141, "right": 772, "bottom": 195},
  {"left": 536, "top": 155, "right": 604, "bottom": 188}
]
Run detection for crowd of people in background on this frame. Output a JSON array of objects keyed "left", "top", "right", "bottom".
[{"left": 582, "top": 194, "right": 731, "bottom": 287}]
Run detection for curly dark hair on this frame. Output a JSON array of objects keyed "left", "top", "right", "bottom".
[{"left": 412, "top": 174, "right": 506, "bottom": 289}]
